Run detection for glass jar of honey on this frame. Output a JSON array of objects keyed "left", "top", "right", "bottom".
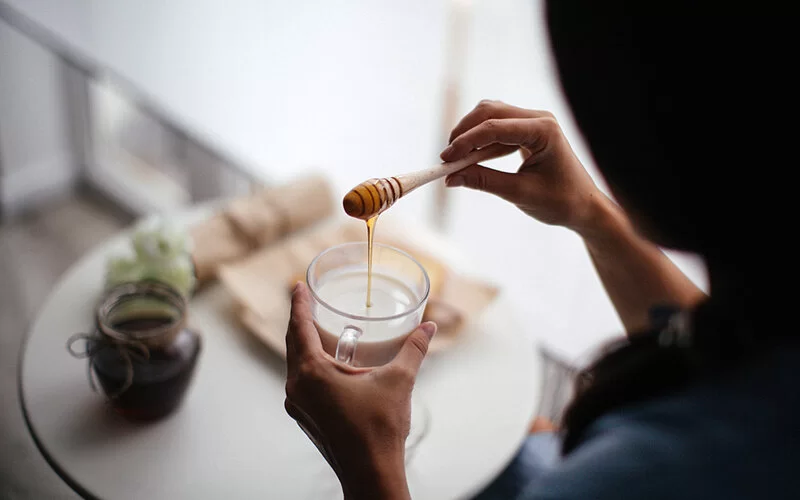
[{"left": 72, "top": 281, "right": 202, "bottom": 420}]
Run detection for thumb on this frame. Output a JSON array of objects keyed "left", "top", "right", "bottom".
[
  {"left": 445, "top": 164, "right": 521, "bottom": 202},
  {"left": 390, "top": 322, "right": 437, "bottom": 376}
]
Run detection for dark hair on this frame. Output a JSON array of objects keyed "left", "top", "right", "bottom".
[{"left": 545, "top": 3, "right": 794, "bottom": 452}]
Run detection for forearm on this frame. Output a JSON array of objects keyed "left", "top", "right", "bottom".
[{"left": 577, "top": 194, "right": 706, "bottom": 333}]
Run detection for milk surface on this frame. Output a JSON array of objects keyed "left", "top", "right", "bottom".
[{"left": 315, "top": 269, "right": 420, "bottom": 342}]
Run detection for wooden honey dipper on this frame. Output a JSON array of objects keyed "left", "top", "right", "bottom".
[{"left": 343, "top": 143, "right": 517, "bottom": 219}]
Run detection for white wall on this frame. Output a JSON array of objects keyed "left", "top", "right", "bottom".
[{"left": 0, "top": 18, "right": 77, "bottom": 217}]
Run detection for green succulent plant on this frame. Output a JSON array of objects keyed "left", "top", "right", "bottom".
[{"left": 105, "top": 219, "right": 195, "bottom": 297}]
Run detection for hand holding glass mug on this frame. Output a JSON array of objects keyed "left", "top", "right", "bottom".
[{"left": 284, "top": 243, "right": 437, "bottom": 500}]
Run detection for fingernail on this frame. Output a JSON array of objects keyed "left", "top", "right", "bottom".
[
  {"left": 419, "top": 322, "right": 437, "bottom": 338},
  {"left": 445, "top": 176, "right": 465, "bottom": 188},
  {"left": 440, "top": 145, "right": 455, "bottom": 160},
  {"left": 293, "top": 281, "right": 303, "bottom": 294}
]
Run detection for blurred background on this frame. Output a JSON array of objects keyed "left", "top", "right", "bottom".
[{"left": 0, "top": 1, "right": 707, "bottom": 497}]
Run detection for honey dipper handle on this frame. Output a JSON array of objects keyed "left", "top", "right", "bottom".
[
  {"left": 341, "top": 143, "right": 519, "bottom": 219},
  {"left": 395, "top": 143, "right": 517, "bottom": 196}
]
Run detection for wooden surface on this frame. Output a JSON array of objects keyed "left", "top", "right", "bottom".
[{"left": 396, "top": 143, "right": 516, "bottom": 195}]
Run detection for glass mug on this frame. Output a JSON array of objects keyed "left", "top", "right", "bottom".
[
  {"left": 305, "top": 242, "right": 431, "bottom": 455},
  {"left": 306, "top": 242, "right": 430, "bottom": 367}
]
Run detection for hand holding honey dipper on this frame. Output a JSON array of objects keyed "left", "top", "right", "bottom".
[
  {"left": 342, "top": 142, "right": 518, "bottom": 220},
  {"left": 439, "top": 100, "right": 602, "bottom": 232}
]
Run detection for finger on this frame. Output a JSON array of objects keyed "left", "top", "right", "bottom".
[
  {"left": 445, "top": 163, "right": 526, "bottom": 202},
  {"left": 287, "top": 282, "right": 323, "bottom": 365},
  {"left": 443, "top": 117, "right": 551, "bottom": 162},
  {"left": 447, "top": 100, "right": 551, "bottom": 146},
  {"left": 389, "top": 322, "right": 437, "bottom": 376}
]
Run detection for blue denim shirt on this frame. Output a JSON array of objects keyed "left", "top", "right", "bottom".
[{"left": 479, "top": 343, "right": 800, "bottom": 499}]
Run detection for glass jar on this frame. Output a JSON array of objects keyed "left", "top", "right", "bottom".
[{"left": 75, "top": 282, "right": 202, "bottom": 420}]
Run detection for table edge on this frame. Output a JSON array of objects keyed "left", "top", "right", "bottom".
[{"left": 18, "top": 325, "right": 98, "bottom": 500}]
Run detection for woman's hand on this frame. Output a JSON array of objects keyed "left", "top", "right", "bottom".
[
  {"left": 284, "top": 282, "right": 437, "bottom": 500},
  {"left": 441, "top": 100, "right": 604, "bottom": 233},
  {"left": 444, "top": 101, "right": 706, "bottom": 332}
]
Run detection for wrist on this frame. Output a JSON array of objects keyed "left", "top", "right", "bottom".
[
  {"left": 341, "top": 446, "right": 409, "bottom": 500},
  {"left": 572, "top": 191, "right": 630, "bottom": 244}
]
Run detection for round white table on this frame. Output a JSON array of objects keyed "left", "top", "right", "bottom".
[{"left": 20, "top": 212, "right": 541, "bottom": 500}]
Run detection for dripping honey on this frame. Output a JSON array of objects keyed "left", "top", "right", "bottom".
[{"left": 365, "top": 215, "right": 377, "bottom": 308}]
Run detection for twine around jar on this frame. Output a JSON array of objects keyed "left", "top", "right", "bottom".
[
  {"left": 66, "top": 281, "right": 187, "bottom": 399},
  {"left": 67, "top": 332, "right": 150, "bottom": 399}
]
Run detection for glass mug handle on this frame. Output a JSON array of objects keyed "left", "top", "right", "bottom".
[{"left": 335, "top": 326, "right": 362, "bottom": 365}]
